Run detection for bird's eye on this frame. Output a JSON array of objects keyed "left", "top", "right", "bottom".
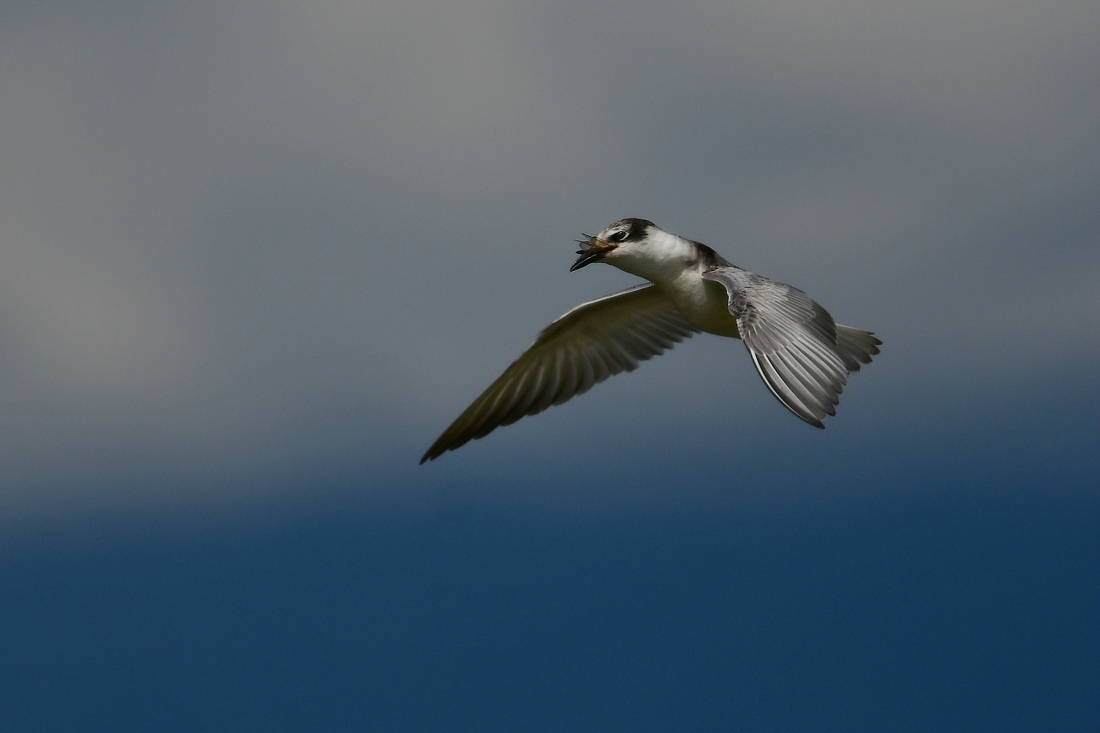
[{"left": 608, "top": 230, "right": 627, "bottom": 242}]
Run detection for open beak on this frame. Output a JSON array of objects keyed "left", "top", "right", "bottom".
[{"left": 570, "top": 234, "right": 617, "bottom": 272}]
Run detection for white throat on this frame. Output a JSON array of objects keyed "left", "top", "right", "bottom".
[{"left": 611, "top": 227, "right": 700, "bottom": 284}]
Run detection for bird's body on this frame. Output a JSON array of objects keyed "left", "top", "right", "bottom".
[
  {"left": 421, "top": 218, "right": 880, "bottom": 463},
  {"left": 631, "top": 229, "right": 742, "bottom": 337}
]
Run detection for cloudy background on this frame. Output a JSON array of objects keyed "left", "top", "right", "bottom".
[{"left": 1, "top": 0, "right": 1097, "bottom": 729}]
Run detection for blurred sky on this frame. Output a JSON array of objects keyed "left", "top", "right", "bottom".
[{"left": 1, "top": 1, "right": 1097, "bottom": 730}]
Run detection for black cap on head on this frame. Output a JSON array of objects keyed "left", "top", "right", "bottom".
[{"left": 614, "top": 218, "right": 654, "bottom": 241}]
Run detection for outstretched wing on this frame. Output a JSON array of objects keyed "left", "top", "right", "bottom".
[
  {"left": 421, "top": 284, "right": 698, "bottom": 462},
  {"left": 702, "top": 266, "right": 880, "bottom": 427}
]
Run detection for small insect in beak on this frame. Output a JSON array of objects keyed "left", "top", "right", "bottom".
[{"left": 570, "top": 233, "right": 616, "bottom": 272}]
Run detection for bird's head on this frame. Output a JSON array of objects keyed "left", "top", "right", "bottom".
[
  {"left": 572, "top": 218, "right": 700, "bottom": 283},
  {"left": 570, "top": 218, "right": 655, "bottom": 272}
]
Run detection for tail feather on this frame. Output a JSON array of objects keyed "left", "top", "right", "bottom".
[{"left": 835, "top": 325, "right": 881, "bottom": 372}]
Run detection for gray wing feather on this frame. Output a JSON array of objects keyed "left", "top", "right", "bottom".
[
  {"left": 421, "top": 284, "right": 698, "bottom": 462},
  {"left": 702, "top": 266, "right": 880, "bottom": 428}
]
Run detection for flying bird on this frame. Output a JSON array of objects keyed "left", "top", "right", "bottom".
[{"left": 421, "top": 218, "right": 880, "bottom": 463}]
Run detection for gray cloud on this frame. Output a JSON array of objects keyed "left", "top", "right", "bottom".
[{"left": 0, "top": 0, "right": 1096, "bottom": 522}]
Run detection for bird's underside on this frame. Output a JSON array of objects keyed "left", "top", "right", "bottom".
[{"left": 421, "top": 270, "right": 880, "bottom": 463}]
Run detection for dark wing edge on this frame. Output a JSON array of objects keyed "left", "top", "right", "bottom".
[
  {"left": 420, "top": 284, "right": 697, "bottom": 463},
  {"left": 702, "top": 267, "right": 880, "bottom": 428}
]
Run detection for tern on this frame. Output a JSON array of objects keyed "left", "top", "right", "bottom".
[{"left": 421, "top": 218, "right": 880, "bottom": 463}]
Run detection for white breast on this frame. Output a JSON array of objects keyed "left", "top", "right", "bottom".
[{"left": 658, "top": 269, "right": 741, "bottom": 338}]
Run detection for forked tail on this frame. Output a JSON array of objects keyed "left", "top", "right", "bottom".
[{"left": 835, "top": 325, "right": 882, "bottom": 372}]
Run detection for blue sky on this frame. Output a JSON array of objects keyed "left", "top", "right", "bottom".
[{"left": 1, "top": 1, "right": 1097, "bottom": 730}]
